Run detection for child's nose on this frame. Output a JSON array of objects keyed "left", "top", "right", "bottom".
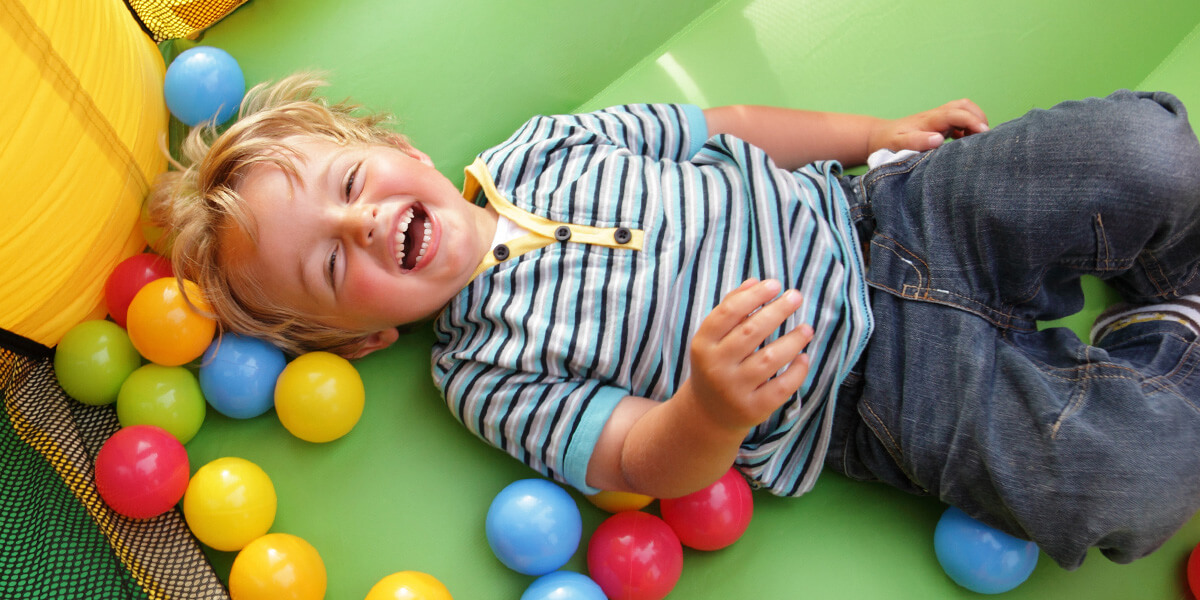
[{"left": 343, "top": 204, "right": 378, "bottom": 245}]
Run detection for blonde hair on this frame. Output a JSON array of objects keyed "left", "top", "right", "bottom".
[{"left": 147, "top": 73, "right": 414, "bottom": 356}]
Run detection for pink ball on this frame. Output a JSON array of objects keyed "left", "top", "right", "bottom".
[
  {"left": 659, "top": 467, "right": 753, "bottom": 551},
  {"left": 94, "top": 424, "right": 189, "bottom": 519},
  {"left": 586, "top": 511, "right": 682, "bottom": 600}
]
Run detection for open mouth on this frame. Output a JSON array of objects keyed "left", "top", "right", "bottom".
[{"left": 394, "top": 204, "right": 431, "bottom": 271}]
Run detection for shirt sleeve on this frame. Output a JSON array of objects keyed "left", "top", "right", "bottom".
[{"left": 432, "top": 352, "right": 627, "bottom": 494}]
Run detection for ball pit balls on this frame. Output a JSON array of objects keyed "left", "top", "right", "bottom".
[
  {"left": 1188, "top": 542, "right": 1200, "bottom": 598},
  {"left": 163, "top": 46, "right": 245, "bottom": 127},
  {"left": 94, "top": 425, "right": 189, "bottom": 519},
  {"left": 116, "top": 364, "right": 206, "bottom": 444},
  {"left": 229, "top": 533, "right": 326, "bottom": 600},
  {"left": 586, "top": 511, "right": 682, "bottom": 600},
  {"left": 105, "top": 253, "right": 173, "bottom": 328},
  {"left": 365, "top": 571, "right": 453, "bottom": 600},
  {"left": 585, "top": 489, "right": 655, "bottom": 514},
  {"left": 485, "top": 479, "right": 582, "bottom": 576},
  {"left": 126, "top": 278, "right": 216, "bottom": 367},
  {"left": 274, "top": 351, "right": 365, "bottom": 443},
  {"left": 53, "top": 320, "right": 141, "bottom": 406},
  {"left": 521, "top": 571, "right": 606, "bottom": 600},
  {"left": 183, "top": 457, "right": 277, "bottom": 552},
  {"left": 199, "top": 334, "right": 287, "bottom": 419},
  {"left": 934, "top": 506, "right": 1038, "bottom": 594},
  {"left": 659, "top": 467, "right": 752, "bottom": 551}
]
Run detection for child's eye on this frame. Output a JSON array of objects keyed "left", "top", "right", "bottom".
[
  {"left": 328, "top": 245, "right": 339, "bottom": 290},
  {"left": 344, "top": 163, "right": 360, "bottom": 200}
]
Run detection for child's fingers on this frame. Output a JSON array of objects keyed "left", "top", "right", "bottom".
[
  {"left": 697, "top": 279, "right": 782, "bottom": 343},
  {"left": 740, "top": 323, "right": 813, "bottom": 385},
  {"left": 755, "top": 351, "right": 812, "bottom": 403},
  {"left": 717, "top": 287, "right": 803, "bottom": 361}
]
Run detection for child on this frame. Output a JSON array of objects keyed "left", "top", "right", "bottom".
[{"left": 149, "top": 74, "right": 1200, "bottom": 570}]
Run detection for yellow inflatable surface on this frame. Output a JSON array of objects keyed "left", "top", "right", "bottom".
[{"left": 0, "top": 0, "right": 167, "bottom": 347}]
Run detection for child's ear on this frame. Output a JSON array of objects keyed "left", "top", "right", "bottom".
[
  {"left": 404, "top": 147, "right": 434, "bottom": 167},
  {"left": 385, "top": 134, "right": 434, "bottom": 167},
  {"left": 346, "top": 327, "right": 401, "bottom": 359}
]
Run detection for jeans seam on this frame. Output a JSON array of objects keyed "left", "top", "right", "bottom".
[{"left": 858, "top": 399, "right": 929, "bottom": 493}]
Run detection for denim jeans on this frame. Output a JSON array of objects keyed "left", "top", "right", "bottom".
[{"left": 827, "top": 91, "right": 1200, "bottom": 569}]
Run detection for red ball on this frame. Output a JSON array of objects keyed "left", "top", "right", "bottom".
[
  {"left": 105, "top": 253, "right": 173, "bottom": 328},
  {"left": 587, "top": 511, "right": 682, "bottom": 600},
  {"left": 659, "top": 467, "right": 753, "bottom": 551},
  {"left": 94, "top": 424, "right": 189, "bottom": 519},
  {"left": 1188, "top": 542, "right": 1200, "bottom": 598}
]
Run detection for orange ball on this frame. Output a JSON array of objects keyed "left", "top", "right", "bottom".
[
  {"left": 126, "top": 278, "right": 215, "bottom": 366},
  {"left": 585, "top": 490, "right": 655, "bottom": 513},
  {"left": 229, "top": 533, "right": 326, "bottom": 600}
]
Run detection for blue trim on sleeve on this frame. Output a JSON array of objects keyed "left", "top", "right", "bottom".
[
  {"left": 680, "top": 104, "right": 708, "bottom": 159},
  {"left": 563, "top": 385, "right": 630, "bottom": 494}
]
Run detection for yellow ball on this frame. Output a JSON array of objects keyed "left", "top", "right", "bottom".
[
  {"left": 183, "top": 457, "right": 277, "bottom": 552},
  {"left": 365, "top": 571, "right": 453, "bottom": 600},
  {"left": 274, "top": 352, "right": 365, "bottom": 443},
  {"left": 126, "top": 278, "right": 215, "bottom": 366},
  {"left": 229, "top": 533, "right": 326, "bottom": 600},
  {"left": 585, "top": 489, "right": 656, "bottom": 513}
]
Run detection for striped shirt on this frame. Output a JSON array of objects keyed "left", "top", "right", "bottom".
[{"left": 431, "top": 104, "right": 872, "bottom": 496}]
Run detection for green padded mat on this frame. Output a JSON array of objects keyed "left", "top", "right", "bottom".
[{"left": 178, "top": 0, "right": 1200, "bottom": 598}]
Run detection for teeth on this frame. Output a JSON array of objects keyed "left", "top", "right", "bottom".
[
  {"left": 392, "top": 206, "right": 430, "bottom": 269},
  {"left": 394, "top": 207, "right": 414, "bottom": 267}
]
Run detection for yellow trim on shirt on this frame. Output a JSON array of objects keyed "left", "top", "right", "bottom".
[{"left": 464, "top": 158, "right": 644, "bottom": 281}]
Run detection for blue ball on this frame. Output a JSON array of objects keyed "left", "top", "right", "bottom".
[
  {"left": 198, "top": 333, "right": 286, "bottom": 419},
  {"left": 521, "top": 571, "right": 606, "bottom": 600},
  {"left": 934, "top": 506, "right": 1039, "bottom": 594},
  {"left": 163, "top": 46, "right": 245, "bottom": 126},
  {"left": 486, "top": 479, "right": 582, "bottom": 576}
]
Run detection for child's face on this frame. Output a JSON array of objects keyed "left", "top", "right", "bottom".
[{"left": 227, "top": 136, "right": 496, "bottom": 341}]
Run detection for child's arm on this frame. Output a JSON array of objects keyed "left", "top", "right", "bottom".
[
  {"left": 703, "top": 99, "right": 989, "bottom": 169},
  {"left": 587, "top": 279, "right": 813, "bottom": 498}
]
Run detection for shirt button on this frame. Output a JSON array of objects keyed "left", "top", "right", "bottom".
[
  {"left": 493, "top": 244, "right": 510, "bottom": 261},
  {"left": 554, "top": 226, "right": 572, "bottom": 242},
  {"left": 614, "top": 227, "right": 632, "bottom": 244}
]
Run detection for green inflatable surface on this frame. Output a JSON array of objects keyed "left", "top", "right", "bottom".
[{"left": 179, "top": 0, "right": 1200, "bottom": 597}]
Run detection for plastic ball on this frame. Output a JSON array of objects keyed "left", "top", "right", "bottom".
[
  {"left": 163, "top": 46, "right": 245, "bottom": 126},
  {"left": 585, "top": 490, "right": 655, "bottom": 514},
  {"left": 105, "top": 253, "right": 172, "bottom": 328},
  {"left": 1188, "top": 542, "right": 1200, "bottom": 598},
  {"left": 229, "top": 533, "right": 326, "bottom": 600},
  {"left": 934, "top": 506, "right": 1038, "bottom": 594},
  {"left": 116, "top": 364, "right": 206, "bottom": 444},
  {"left": 94, "top": 425, "right": 189, "bottom": 519},
  {"left": 521, "top": 571, "right": 606, "bottom": 600},
  {"left": 183, "top": 457, "right": 277, "bottom": 552},
  {"left": 53, "top": 320, "right": 141, "bottom": 406},
  {"left": 126, "top": 278, "right": 216, "bottom": 367},
  {"left": 659, "top": 467, "right": 752, "bottom": 551},
  {"left": 274, "top": 351, "right": 365, "bottom": 443},
  {"left": 485, "top": 479, "right": 582, "bottom": 576},
  {"left": 586, "top": 511, "right": 682, "bottom": 600},
  {"left": 365, "top": 571, "right": 453, "bottom": 600},
  {"left": 199, "top": 334, "right": 286, "bottom": 419}
]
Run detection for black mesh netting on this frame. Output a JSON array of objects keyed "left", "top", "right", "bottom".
[
  {"left": 124, "top": 0, "right": 248, "bottom": 41},
  {"left": 0, "top": 330, "right": 228, "bottom": 600}
]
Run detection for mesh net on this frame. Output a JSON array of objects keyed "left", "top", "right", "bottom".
[
  {"left": 0, "top": 331, "right": 228, "bottom": 600},
  {"left": 125, "top": 0, "right": 248, "bottom": 41}
]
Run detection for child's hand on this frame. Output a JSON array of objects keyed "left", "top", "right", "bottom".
[
  {"left": 869, "top": 99, "right": 990, "bottom": 154},
  {"left": 686, "top": 279, "right": 813, "bottom": 433}
]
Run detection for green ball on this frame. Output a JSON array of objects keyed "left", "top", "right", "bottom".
[
  {"left": 53, "top": 320, "right": 142, "bottom": 406},
  {"left": 117, "top": 364, "right": 206, "bottom": 444}
]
